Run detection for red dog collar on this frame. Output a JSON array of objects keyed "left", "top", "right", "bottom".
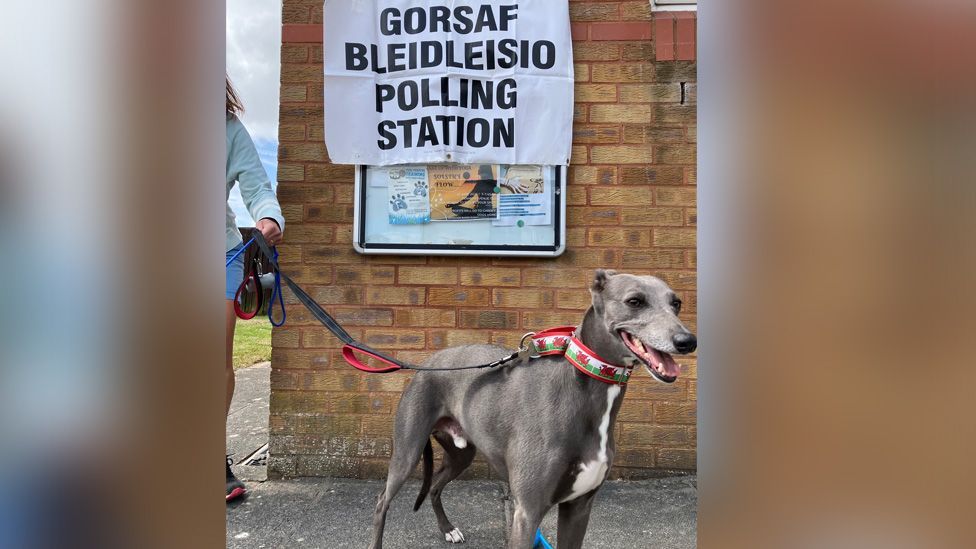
[{"left": 531, "top": 327, "right": 634, "bottom": 385}]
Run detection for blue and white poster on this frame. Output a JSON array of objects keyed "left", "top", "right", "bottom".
[
  {"left": 494, "top": 165, "right": 550, "bottom": 226},
  {"left": 387, "top": 166, "right": 431, "bottom": 224}
]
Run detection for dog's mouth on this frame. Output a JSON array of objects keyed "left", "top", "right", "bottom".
[{"left": 619, "top": 331, "right": 679, "bottom": 383}]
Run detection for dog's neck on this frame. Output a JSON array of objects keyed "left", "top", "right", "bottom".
[
  {"left": 571, "top": 307, "right": 634, "bottom": 390},
  {"left": 577, "top": 307, "right": 622, "bottom": 364}
]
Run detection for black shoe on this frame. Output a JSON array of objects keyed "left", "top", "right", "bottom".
[{"left": 226, "top": 456, "right": 246, "bottom": 502}]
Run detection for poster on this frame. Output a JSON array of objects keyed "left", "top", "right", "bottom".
[
  {"left": 494, "top": 165, "right": 551, "bottom": 226},
  {"left": 386, "top": 166, "right": 430, "bottom": 224},
  {"left": 323, "top": 1, "right": 575, "bottom": 166},
  {"left": 428, "top": 164, "right": 499, "bottom": 221}
]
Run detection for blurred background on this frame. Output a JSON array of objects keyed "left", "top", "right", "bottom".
[{"left": 0, "top": 0, "right": 973, "bottom": 548}]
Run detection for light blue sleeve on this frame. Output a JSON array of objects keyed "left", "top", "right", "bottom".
[{"left": 228, "top": 119, "right": 285, "bottom": 231}]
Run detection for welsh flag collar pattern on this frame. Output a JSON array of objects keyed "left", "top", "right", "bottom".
[{"left": 531, "top": 327, "right": 634, "bottom": 385}]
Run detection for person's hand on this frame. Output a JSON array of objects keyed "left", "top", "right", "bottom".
[
  {"left": 256, "top": 218, "right": 283, "bottom": 247},
  {"left": 501, "top": 177, "right": 527, "bottom": 193}
]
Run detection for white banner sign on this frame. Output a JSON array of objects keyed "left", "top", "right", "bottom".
[{"left": 323, "top": 1, "right": 574, "bottom": 166}]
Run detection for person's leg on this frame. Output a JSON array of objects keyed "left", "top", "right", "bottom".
[
  {"left": 225, "top": 299, "right": 236, "bottom": 417},
  {"left": 225, "top": 298, "right": 246, "bottom": 501},
  {"left": 225, "top": 243, "right": 246, "bottom": 501}
]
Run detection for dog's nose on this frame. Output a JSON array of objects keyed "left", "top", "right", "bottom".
[{"left": 672, "top": 333, "right": 697, "bottom": 354}]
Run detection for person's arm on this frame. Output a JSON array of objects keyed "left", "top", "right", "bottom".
[{"left": 229, "top": 119, "right": 285, "bottom": 243}]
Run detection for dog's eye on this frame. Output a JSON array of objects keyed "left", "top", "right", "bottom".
[
  {"left": 625, "top": 297, "right": 644, "bottom": 308},
  {"left": 671, "top": 298, "right": 682, "bottom": 313}
]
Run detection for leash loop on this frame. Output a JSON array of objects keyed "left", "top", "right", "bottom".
[
  {"left": 341, "top": 344, "right": 404, "bottom": 373},
  {"left": 267, "top": 247, "right": 286, "bottom": 327},
  {"left": 233, "top": 269, "right": 262, "bottom": 319}
]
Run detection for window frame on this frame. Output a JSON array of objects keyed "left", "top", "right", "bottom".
[{"left": 653, "top": 0, "right": 698, "bottom": 12}]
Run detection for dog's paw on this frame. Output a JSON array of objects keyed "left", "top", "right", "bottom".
[{"left": 444, "top": 528, "right": 465, "bottom": 544}]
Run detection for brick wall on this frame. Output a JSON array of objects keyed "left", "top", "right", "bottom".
[{"left": 270, "top": 0, "right": 697, "bottom": 479}]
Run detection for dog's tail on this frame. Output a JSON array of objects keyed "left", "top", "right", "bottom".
[{"left": 413, "top": 438, "right": 434, "bottom": 512}]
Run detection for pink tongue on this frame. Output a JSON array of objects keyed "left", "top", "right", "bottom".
[{"left": 646, "top": 347, "right": 681, "bottom": 378}]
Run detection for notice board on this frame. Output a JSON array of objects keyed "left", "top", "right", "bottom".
[{"left": 353, "top": 164, "right": 565, "bottom": 256}]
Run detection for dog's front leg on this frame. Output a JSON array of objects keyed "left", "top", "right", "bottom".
[
  {"left": 507, "top": 503, "right": 544, "bottom": 549},
  {"left": 556, "top": 490, "right": 599, "bottom": 549}
]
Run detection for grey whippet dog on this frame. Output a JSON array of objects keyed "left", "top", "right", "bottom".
[{"left": 368, "top": 270, "right": 697, "bottom": 549}]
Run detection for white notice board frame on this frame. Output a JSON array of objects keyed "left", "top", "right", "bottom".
[{"left": 353, "top": 165, "right": 566, "bottom": 257}]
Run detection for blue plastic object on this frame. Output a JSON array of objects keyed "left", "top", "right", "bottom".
[{"left": 534, "top": 528, "right": 554, "bottom": 549}]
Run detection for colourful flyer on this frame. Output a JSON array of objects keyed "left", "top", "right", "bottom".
[{"left": 387, "top": 166, "right": 430, "bottom": 225}]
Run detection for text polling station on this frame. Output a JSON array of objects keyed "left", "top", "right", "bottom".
[{"left": 323, "top": 1, "right": 574, "bottom": 166}]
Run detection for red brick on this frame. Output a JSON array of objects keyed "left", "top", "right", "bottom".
[
  {"left": 571, "top": 22, "right": 589, "bottom": 41},
  {"left": 654, "top": 14, "right": 675, "bottom": 61},
  {"left": 590, "top": 22, "right": 652, "bottom": 41},
  {"left": 282, "top": 24, "right": 323, "bottom": 43},
  {"left": 675, "top": 17, "right": 696, "bottom": 62}
]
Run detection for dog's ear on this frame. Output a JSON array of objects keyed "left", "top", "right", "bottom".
[{"left": 591, "top": 269, "right": 618, "bottom": 293}]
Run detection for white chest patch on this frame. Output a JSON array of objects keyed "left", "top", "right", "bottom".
[{"left": 562, "top": 384, "right": 621, "bottom": 502}]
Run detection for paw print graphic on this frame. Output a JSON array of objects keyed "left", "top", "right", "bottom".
[
  {"left": 390, "top": 194, "right": 408, "bottom": 212},
  {"left": 413, "top": 181, "right": 428, "bottom": 197}
]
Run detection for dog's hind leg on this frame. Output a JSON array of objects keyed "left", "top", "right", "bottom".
[
  {"left": 556, "top": 490, "right": 598, "bottom": 549},
  {"left": 368, "top": 395, "right": 439, "bottom": 549},
  {"left": 429, "top": 433, "right": 477, "bottom": 543}
]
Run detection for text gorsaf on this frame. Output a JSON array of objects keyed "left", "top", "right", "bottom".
[{"left": 342, "top": 4, "right": 556, "bottom": 151}]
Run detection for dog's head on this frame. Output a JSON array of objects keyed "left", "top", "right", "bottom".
[{"left": 589, "top": 270, "right": 696, "bottom": 383}]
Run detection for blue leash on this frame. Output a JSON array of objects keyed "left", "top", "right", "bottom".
[
  {"left": 267, "top": 246, "right": 285, "bottom": 327},
  {"left": 226, "top": 236, "right": 286, "bottom": 327},
  {"left": 225, "top": 237, "right": 254, "bottom": 267},
  {"left": 534, "top": 529, "right": 554, "bottom": 549}
]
